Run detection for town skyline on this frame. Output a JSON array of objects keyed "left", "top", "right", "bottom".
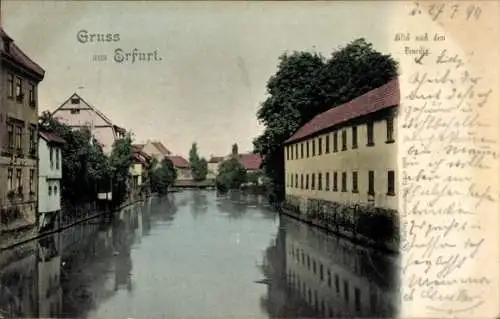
[{"left": 2, "top": 0, "right": 390, "bottom": 158}]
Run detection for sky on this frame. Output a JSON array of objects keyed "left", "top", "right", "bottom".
[{"left": 2, "top": 1, "right": 391, "bottom": 158}]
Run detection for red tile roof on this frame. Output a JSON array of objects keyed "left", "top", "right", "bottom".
[
  {"left": 39, "top": 130, "right": 66, "bottom": 144},
  {"left": 238, "top": 153, "right": 262, "bottom": 170},
  {"left": 1, "top": 28, "right": 45, "bottom": 79},
  {"left": 167, "top": 155, "right": 190, "bottom": 168},
  {"left": 286, "top": 79, "right": 400, "bottom": 144},
  {"left": 208, "top": 156, "right": 224, "bottom": 163},
  {"left": 152, "top": 141, "right": 171, "bottom": 156}
]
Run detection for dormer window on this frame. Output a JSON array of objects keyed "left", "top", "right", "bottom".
[
  {"left": 71, "top": 97, "right": 80, "bottom": 104},
  {"left": 70, "top": 109, "right": 80, "bottom": 114}
]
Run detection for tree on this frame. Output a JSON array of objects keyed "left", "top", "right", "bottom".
[
  {"left": 231, "top": 143, "right": 239, "bottom": 157},
  {"left": 151, "top": 157, "right": 177, "bottom": 195},
  {"left": 189, "top": 142, "right": 208, "bottom": 181},
  {"left": 215, "top": 157, "right": 247, "bottom": 192},
  {"left": 253, "top": 38, "right": 398, "bottom": 203},
  {"left": 39, "top": 111, "right": 109, "bottom": 205},
  {"left": 108, "top": 134, "right": 133, "bottom": 207}
]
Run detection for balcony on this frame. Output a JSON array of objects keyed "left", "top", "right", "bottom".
[{"left": 16, "top": 93, "right": 24, "bottom": 103}]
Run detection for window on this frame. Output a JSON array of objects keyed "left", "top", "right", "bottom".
[
  {"left": 7, "top": 73, "right": 14, "bottom": 98},
  {"left": 367, "top": 121, "right": 374, "bottom": 146},
  {"left": 352, "top": 171, "right": 358, "bottom": 193},
  {"left": 29, "top": 169, "right": 34, "bottom": 193},
  {"left": 386, "top": 116, "right": 394, "bottom": 142},
  {"left": 7, "top": 123, "right": 14, "bottom": 148},
  {"left": 70, "top": 109, "right": 80, "bottom": 114},
  {"left": 333, "top": 131, "right": 338, "bottom": 152},
  {"left": 388, "top": 170, "right": 395, "bottom": 195},
  {"left": 341, "top": 172, "right": 347, "bottom": 192},
  {"left": 7, "top": 168, "right": 13, "bottom": 191},
  {"left": 344, "top": 280, "right": 349, "bottom": 302},
  {"left": 312, "top": 139, "right": 316, "bottom": 156},
  {"left": 335, "top": 274, "right": 340, "bottom": 293},
  {"left": 307, "top": 255, "right": 310, "bottom": 269},
  {"left": 342, "top": 130, "right": 347, "bottom": 151},
  {"left": 290, "top": 174, "right": 293, "bottom": 187},
  {"left": 71, "top": 97, "right": 80, "bottom": 104},
  {"left": 318, "top": 173, "right": 322, "bottom": 190},
  {"left": 327, "top": 270, "right": 332, "bottom": 287},
  {"left": 48, "top": 185, "right": 52, "bottom": 196},
  {"left": 313, "top": 260, "right": 316, "bottom": 274},
  {"left": 56, "top": 148, "right": 60, "bottom": 169},
  {"left": 325, "top": 172, "right": 330, "bottom": 190},
  {"left": 54, "top": 186, "right": 58, "bottom": 195},
  {"left": 29, "top": 126, "right": 36, "bottom": 154},
  {"left": 320, "top": 264, "right": 324, "bottom": 281},
  {"left": 50, "top": 147, "right": 54, "bottom": 168},
  {"left": 306, "top": 174, "right": 309, "bottom": 190},
  {"left": 368, "top": 170, "right": 375, "bottom": 195},
  {"left": 333, "top": 172, "right": 338, "bottom": 191},
  {"left": 352, "top": 126, "right": 358, "bottom": 148},
  {"left": 15, "top": 77, "right": 22, "bottom": 100},
  {"left": 300, "top": 174, "right": 304, "bottom": 189},
  {"left": 286, "top": 147, "right": 289, "bottom": 161},
  {"left": 15, "top": 126, "right": 22, "bottom": 151},
  {"left": 295, "top": 174, "right": 298, "bottom": 188},
  {"left": 355, "top": 288, "right": 361, "bottom": 311},
  {"left": 300, "top": 143, "right": 304, "bottom": 158},
  {"left": 306, "top": 141, "right": 310, "bottom": 158},
  {"left": 295, "top": 144, "right": 298, "bottom": 159},
  {"left": 29, "top": 83, "right": 36, "bottom": 106},
  {"left": 311, "top": 173, "right": 315, "bottom": 190},
  {"left": 16, "top": 168, "right": 22, "bottom": 192},
  {"left": 325, "top": 135, "right": 330, "bottom": 153},
  {"left": 318, "top": 137, "right": 322, "bottom": 155}
]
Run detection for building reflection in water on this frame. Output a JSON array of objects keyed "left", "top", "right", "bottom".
[
  {"left": 261, "top": 214, "right": 399, "bottom": 318},
  {"left": 0, "top": 199, "right": 151, "bottom": 318}
]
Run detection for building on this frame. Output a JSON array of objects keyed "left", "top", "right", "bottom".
[
  {"left": 238, "top": 153, "right": 262, "bottom": 173},
  {"left": 134, "top": 140, "right": 171, "bottom": 165},
  {"left": 50, "top": 93, "right": 126, "bottom": 155},
  {"left": 283, "top": 79, "right": 399, "bottom": 216},
  {"left": 207, "top": 156, "right": 224, "bottom": 179},
  {"left": 38, "top": 129, "right": 65, "bottom": 230},
  {"left": 130, "top": 145, "right": 151, "bottom": 189},
  {"left": 0, "top": 27, "right": 45, "bottom": 232},
  {"left": 167, "top": 155, "right": 192, "bottom": 181}
]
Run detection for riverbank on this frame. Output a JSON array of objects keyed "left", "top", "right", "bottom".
[
  {"left": 0, "top": 195, "right": 155, "bottom": 252},
  {"left": 280, "top": 205, "right": 399, "bottom": 255}
]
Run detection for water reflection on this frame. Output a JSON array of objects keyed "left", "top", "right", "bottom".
[
  {"left": 0, "top": 199, "right": 152, "bottom": 318},
  {"left": 190, "top": 190, "right": 209, "bottom": 218},
  {"left": 260, "top": 214, "right": 400, "bottom": 318}
]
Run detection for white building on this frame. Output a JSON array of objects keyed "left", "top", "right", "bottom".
[{"left": 38, "top": 130, "right": 65, "bottom": 230}]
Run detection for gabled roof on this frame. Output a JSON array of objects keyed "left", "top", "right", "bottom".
[
  {"left": 238, "top": 153, "right": 262, "bottom": 170},
  {"left": 167, "top": 155, "right": 189, "bottom": 168},
  {"left": 151, "top": 141, "right": 171, "bottom": 156},
  {"left": 285, "top": 79, "right": 400, "bottom": 144},
  {"left": 39, "top": 129, "right": 65, "bottom": 145},
  {"left": 0, "top": 28, "right": 45, "bottom": 80},
  {"left": 52, "top": 93, "right": 125, "bottom": 131}
]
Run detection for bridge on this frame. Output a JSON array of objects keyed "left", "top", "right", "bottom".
[{"left": 172, "top": 179, "right": 216, "bottom": 189}]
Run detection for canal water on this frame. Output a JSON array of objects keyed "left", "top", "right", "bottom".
[{"left": 0, "top": 190, "right": 399, "bottom": 318}]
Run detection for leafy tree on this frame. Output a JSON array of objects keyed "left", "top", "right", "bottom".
[
  {"left": 39, "top": 111, "right": 108, "bottom": 205},
  {"left": 189, "top": 142, "right": 208, "bottom": 181},
  {"left": 253, "top": 38, "right": 398, "bottom": 203},
  {"left": 108, "top": 134, "right": 133, "bottom": 207},
  {"left": 151, "top": 157, "right": 177, "bottom": 195},
  {"left": 215, "top": 157, "right": 247, "bottom": 192}
]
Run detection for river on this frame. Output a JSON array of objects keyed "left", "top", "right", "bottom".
[{"left": 0, "top": 190, "right": 400, "bottom": 318}]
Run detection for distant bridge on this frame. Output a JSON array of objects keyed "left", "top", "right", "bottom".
[{"left": 173, "top": 179, "right": 216, "bottom": 189}]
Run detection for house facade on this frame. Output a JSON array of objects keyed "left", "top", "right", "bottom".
[
  {"left": 207, "top": 156, "right": 224, "bottom": 179},
  {"left": 0, "top": 27, "right": 45, "bottom": 232},
  {"left": 38, "top": 130, "right": 65, "bottom": 230},
  {"left": 50, "top": 93, "right": 126, "bottom": 155},
  {"left": 283, "top": 79, "right": 399, "bottom": 216},
  {"left": 135, "top": 140, "right": 171, "bottom": 165},
  {"left": 130, "top": 146, "right": 151, "bottom": 189},
  {"left": 167, "top": 155, "right": 192, "bottom": 181}
]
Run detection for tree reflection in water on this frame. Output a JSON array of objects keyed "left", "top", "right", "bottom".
[
  {"left": 190, "top": 190, "right": 209, "bottom": 218},
  {"left": 259, "top": 214, "right": 400, "bottom": 318}
]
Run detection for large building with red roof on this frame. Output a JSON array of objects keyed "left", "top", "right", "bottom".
[
  {"left": 283, "top": 79, "right": 399, "bottom": 214},
  {"left": 0, "top": 27, "right": 45, "bottom": 231},
  {"left": 167, "top": 155, "right": 192, "bottom": 181}
]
